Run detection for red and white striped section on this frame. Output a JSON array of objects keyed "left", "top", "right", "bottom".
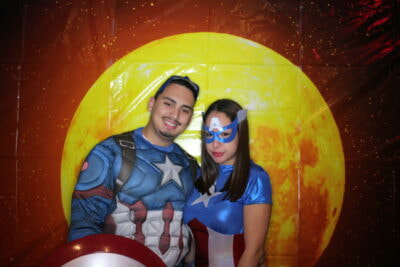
[{"left": 188, "top": 219, "right": 245, "bottom": 267}]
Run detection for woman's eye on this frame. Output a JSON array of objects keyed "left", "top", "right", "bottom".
[
  {"left": 221, "top": 132, "right": 231, "bottom": 137},
  {"left": 205, "top": 132, "right": 213, "bottom": 138}
]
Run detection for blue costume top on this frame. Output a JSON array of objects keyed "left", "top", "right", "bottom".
[
  {"left": 68, "top": 128, "right": 198, "bottom": 267},
  {"left": 183, "top": 162, "right": 272, "bottom": 266}
]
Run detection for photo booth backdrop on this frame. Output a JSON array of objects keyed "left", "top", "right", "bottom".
[{"left": 0, "top": 0, "right": 398, "bottom": 266}]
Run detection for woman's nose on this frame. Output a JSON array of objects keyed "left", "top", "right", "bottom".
[{"left": 211, "top": 139, "right": 220, "bottom": 148}]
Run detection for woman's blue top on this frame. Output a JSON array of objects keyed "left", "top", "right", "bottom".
[{"left": 183, "top": 161, "right": 272, "bottom": 234}]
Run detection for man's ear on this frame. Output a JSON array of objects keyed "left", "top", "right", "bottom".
[{"left": 148, "top": 97, "right": 155, "bottom": 112}]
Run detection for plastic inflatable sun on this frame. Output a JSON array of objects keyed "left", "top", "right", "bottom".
[{"left": 61, "top": 32, "right": 344, "bottom": 267}]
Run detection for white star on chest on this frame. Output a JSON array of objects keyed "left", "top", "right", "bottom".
[
  {"left": 191, "top": 184, "right": 222, "bottom": 208},
  {"left": 154, "top": 155, "right": 183, "bottom": 187}
]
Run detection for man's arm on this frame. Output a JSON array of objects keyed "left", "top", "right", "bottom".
[{"left": 68, "top": 142, "right": 118, "bottom": 241}]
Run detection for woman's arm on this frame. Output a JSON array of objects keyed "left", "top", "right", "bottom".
[
  {"left": 183, "top": 227, "right": 195, "bottom": 267},
  {"left": 238, "top": 203, "right": 272, "bottom": 267}
]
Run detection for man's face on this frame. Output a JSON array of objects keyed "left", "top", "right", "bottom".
[{"left": 147, "top": 83, "right": 195, "bottom": 146}]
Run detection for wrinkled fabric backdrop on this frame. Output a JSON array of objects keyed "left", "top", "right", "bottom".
[{"left": 0, "top": 0, "right": 398, "bottom": 266}]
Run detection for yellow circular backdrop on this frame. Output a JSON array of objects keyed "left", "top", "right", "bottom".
[{"left": 61, "top": 32, "right": 345, "bottom": 267}]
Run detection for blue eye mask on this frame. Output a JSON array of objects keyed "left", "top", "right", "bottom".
[{"left": 204, "top": 110, "right": 247, "bottom": 144}]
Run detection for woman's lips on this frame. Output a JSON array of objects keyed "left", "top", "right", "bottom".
[{"left": 212, "top": 152, "right": 224, "bottom": 157}]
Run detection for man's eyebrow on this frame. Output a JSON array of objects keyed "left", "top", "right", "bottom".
[
  {"left": 162, "top": 96, "right": 176, "bottom": 104},
  {"left": 162, "top": 96, "right": 193, "bottom": 111},
  {"left": 182, "top": 104, "right": 194, "bottom": 111}
]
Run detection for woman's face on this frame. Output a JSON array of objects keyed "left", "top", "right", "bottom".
[{"left": 204, "top": 111, "right": 239, "bottom": 165}]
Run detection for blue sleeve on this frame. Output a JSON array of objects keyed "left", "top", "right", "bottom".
[
  {"left": 243, "top": 166, "right": 272, "bottom": 205},
  {"left": 68, "top": 139, "right": 121, "bottom": 242}
]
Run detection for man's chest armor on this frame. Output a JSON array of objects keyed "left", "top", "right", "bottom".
[
  {"left": 104, "top": 146, "right": 192, "bottom": 267},
  {"left": 117, "top": 147, "right": 192, "bottom": 210}
]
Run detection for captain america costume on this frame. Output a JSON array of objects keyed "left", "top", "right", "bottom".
[
  {"left": 183, "top": 162, "right": 272, "bottom": 267},
  {"left": 68, "top": 127, "right": 198, "bottom": 267}
]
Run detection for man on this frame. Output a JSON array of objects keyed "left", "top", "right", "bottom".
[{"left": 68, "top": 75, "right": 200, "bottom": 267}]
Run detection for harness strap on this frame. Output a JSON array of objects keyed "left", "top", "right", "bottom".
[{"left": 113, "top": 131, "right": 136, "bottom": 195}]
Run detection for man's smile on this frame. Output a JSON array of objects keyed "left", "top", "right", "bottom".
[{"left": 163, "top": 117, "right": 180, "bottom": 129}]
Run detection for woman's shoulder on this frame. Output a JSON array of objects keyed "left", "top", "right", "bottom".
[{"left": 244, "top": 161, "right": 273, "bottom": 204}]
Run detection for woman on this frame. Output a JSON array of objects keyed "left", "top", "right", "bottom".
[{"left": 183, "top": 99, "right": 272, "bottom": 267}]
